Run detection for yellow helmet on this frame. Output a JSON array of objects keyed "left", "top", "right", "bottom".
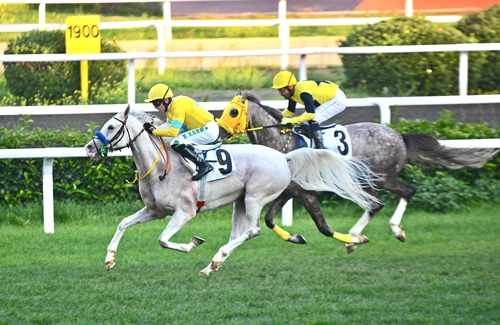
[
  {"left": 272, "top": 70, "right": 297, "bottom": 89},
  {"left": 144, "top": 83, "right": 173, "bottom": 102}
]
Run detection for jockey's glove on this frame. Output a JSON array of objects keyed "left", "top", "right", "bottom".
[
  {"left": 281, "top": 117, "right": 293, "bottom": 125},
  {"left": 143, "top": 122, "right": 155, "bottom": 135}
]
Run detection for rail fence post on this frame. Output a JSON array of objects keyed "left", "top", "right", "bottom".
[
  {"left": 459, "top": 51, "right": 469, "bottom": 96},
  {"left": 42, "top": 158, "right": 55, "bottom": 234},
  {"left": 278, "top": 0, "right": 289, "bottom": 70}
]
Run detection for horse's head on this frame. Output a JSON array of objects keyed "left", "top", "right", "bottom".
[
  {"left": 85, "top": 105, "right": 152, "bottom": 159},
  {"left": 216, "top": 90, "right": 250, "bottom": 136}
]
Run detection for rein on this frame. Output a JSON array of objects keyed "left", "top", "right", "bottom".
[
  {"left": 94, "top": 116, "right": 171, "bottom": 183},
  {"left": 127, "top": 134, "right": 170, "bottom": 184}
]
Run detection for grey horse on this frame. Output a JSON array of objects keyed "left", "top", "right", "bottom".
[
  {"left": 85, "top": 105, "right": 381, "bottom": 274},
  {"left": 218, "top": 91, "right": 499, "bottom": 253}
]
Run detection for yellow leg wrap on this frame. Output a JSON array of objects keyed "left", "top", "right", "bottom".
[
  {"left": 332, "top": 232, "right": 354, "bottom": 244},
  {"left": 272, "top": 225, "right": 291, "bottom": 241}
]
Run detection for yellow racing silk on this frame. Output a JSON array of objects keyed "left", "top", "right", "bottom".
[{"left": 216, "top": 95, "right": 249, "bottom": 135}]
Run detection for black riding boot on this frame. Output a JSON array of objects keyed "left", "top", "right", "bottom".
[
  {"left": 312, "top": 130, "right": 325, "bottom": 149},
  {"left": 173, "top": 144, "right": 213, "bottom": 180}
]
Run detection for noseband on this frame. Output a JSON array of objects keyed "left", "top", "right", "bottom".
[{"left": 93, "top": 115, "right": 144, "bottom": 158}]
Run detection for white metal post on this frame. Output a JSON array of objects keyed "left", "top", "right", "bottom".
[
  {"left": 38, "top": 3, "right": 46, "bottom": 29},
  {"left": 42, "top": 158, "right": 54, "bottom": 234},
  {"left": 282, "top": 199, "right": 293, "bottom": 226},
  {"left": 405, "top": 0, "right": 413, "bottom": 17},
  {"left": 298, "top": 54, "right": 307, "bottom": 81},
  {"left": 278, "top": 0, "right": 289, "bottom": 70},
  {"left": 127, "top": 59, "right": 135, "bottom": 104},
  {"left": 459, "top": 51, "right": 468, "bottom": 96},
  {"left": 163, "top": 1, "right": 172, "bottom": 41},
  {"left": 156, "top": 25, "right": 166, "bottom": 74}
]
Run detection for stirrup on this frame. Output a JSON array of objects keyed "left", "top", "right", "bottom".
[{"left": 192, "top": 163, "right": 213, "bottom": 181}]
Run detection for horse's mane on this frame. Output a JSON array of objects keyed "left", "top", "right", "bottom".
[
  {"left": 243, "top": 92, "right": 283, "bottom": 123},
  {"left": 128, "top": 109, "right": 164, "bottom": 126}
]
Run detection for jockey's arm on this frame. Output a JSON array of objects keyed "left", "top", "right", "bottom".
[
  {"left": 288, "top": 92, "right": 316, "bottom": 124},
  {"left": 153, "top": 119, "right": 182, "bottom": 137}
]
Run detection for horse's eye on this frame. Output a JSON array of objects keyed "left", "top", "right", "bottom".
[
  {"left": 108, "top": 125, "right": 114, "bottom": 130},
  {"left": 229, "top": 108, "right": 239, "bottom": 118}
]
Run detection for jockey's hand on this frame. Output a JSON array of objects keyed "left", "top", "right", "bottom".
[
  {"left": 281, "top": 117, "right": 293, "bottom": 125},
  {"left": 143, "top": 123, "right": 155, "bottom": 135}
]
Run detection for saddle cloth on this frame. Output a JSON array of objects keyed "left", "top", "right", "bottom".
[
  {"left": 181, "top": 143, "right": 237, "bottom": 182},
  {"left": 293, "top": 123, "right": 352, "bottom": 158}
]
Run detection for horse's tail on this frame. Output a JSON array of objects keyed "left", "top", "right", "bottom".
[
  {"left": 401, "top": 133, "right": 499, "bottom": 169},
  {"left": 285, "top": 148, "right": 382, "bottom": 211}
]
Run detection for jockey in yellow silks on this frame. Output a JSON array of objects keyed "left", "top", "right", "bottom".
[
  {"left": 272, "top": 70, "right": 348, "bottom": 149},
  {"left": 143, "top": 83, "right": 219, "bottom": 181}
]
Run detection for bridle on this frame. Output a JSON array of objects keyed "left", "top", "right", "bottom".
[
  {"left": 93, "top": 115, "right": 144, "bottom": 158},
  {"left": 92, "top": 114, "right": 170, "bottom": 182}
]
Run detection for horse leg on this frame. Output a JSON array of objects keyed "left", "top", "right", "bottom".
[
  {"left": 106, "top": 207, "right": 163, "bottom": 270},
  {"left": 346, "top": 178, "right": 416, "bottom": 253},
  {"left": 199, "top": 197, "right": 263, "bottom": 276},
  {"left": 264, "top": 188, "right": 307, "bottom": 244},
  {"left": 158, "top": 210, "right": 205, "bottom": 253},
  {"left": 346, "top": 188, "right": 384, "bottom": 254}
]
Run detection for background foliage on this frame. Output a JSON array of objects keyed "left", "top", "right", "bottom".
[
  {"left": 339, "top": 16, "right": 485, "bottom": 96},
  {"left": 0, "top": 112, "right": 499, "bottom": 214},
  {"left": 3, "top": 30, "right": 126, "bottom": 105},
  {"left": 455, "top": 4, "right": 500, "bottom": 93}
]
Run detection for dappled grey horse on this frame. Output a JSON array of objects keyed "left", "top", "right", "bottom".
[
  {"left": 218, "top": 91, "right": 499, "bottom": 253},
  {"left": 85, "top": 105, "right": 381, "bottom": 275}
]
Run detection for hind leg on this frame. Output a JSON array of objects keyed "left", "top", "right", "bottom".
[
  {"left": 200, "top": 197, "right": 262, "bottom": 276},
  {"left": 264, "top": 188, "right": 307, "bottom": 244}
]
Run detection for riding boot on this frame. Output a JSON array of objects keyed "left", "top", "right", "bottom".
[
  {"left": 312, "top": 130, "right": 325, "bottom": 149},
  {"left": 173, "top": 144, "right": 213, "bottom": 180}
]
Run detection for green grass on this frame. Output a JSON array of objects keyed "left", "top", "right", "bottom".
[{"left": 0, "top": 201, "right": 499, "bottom": 324}]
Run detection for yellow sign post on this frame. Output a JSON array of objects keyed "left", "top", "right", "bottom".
[{"left": 65, "top": 15, "right": 101, "bottom": 102}]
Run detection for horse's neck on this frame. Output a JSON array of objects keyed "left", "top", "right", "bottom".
[
  {"left": 247, "top": 103, "right": 297, "bottom": 152},
  {"left": 129, "top": 126, "right": 175, "bottom": 175}
]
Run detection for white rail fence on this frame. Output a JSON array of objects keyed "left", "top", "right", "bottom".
[
  {"left": 2, "top": 136, "right": 500, "bottom": 234},
  {"left": 2, "top": 43, "right": 500, "bottom": 103},
  {"left": 1, "top": 0, "right": 463, "bottom": 72}
]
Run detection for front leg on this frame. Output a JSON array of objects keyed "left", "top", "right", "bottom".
[
  {"left": 157, "top": 210, "right": 201, "bottom": 252},
  {"left": 106, "top": 207, "right": 163, "bottom": 270}
]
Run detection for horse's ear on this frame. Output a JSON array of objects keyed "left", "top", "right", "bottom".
[
  {"left": 235, "top": 88, "right": 241, "bottom": 96},
  {"left": 124, "top": 104, "right": 130, "bottom": 117}
]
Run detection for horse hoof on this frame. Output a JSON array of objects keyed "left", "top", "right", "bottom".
[
  {"left": 192, "top": 236, "right": 206, "bottom": 246},
  {"left": 346, "top": 244, "right": 357, "bottom": 254},
  {"left": 105, "top": 259, "right": 115, "bottom": 271},
  {"left": 357, "top": 235, "right": 370, "bottom": 244},
  {"left": 396, "top": 231, "right": 406, "bottom": 242},
  {"left": 289, "top": 234, "right": 307, "bottom": 244},
  {"left": 199, "top": 268, "right": 212, "bottom": 276}
]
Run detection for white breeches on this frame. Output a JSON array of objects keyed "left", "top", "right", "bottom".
[
  {"left": 170, "top": 120, "right": 219, "bottom": 146},
  {"left": 314, "top": 89, "right": 347, "bottom": 124}
]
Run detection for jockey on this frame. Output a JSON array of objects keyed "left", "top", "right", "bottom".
[
  {"left": 143, "top": 83, "right": 219, "bottom": 181},
  {"left": 272, "top": 70, "right": 347, "bottom": 149}
]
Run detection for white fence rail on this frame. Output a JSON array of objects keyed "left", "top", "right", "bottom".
[
  {"left": 2, "top": 43, "right": 500, "bottom": 104},
  {"left": 2, "top": 137, "right": 500, "bottom": 234},
  {"left": 1, "top": 0, "right": 463, "bottom": 72}
]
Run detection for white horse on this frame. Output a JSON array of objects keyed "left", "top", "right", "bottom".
[{"left": 84, "top": 105, "right": 381, "bottom": 275}]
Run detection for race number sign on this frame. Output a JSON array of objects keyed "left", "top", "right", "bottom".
[{"left": 65, "top": 15, "right": 101, "bottom": 54}]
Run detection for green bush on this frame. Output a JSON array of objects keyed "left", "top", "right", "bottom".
[
  {"left": 339, "top": 16, "right": 486, "bottom": 96},
  {"left": 0, "top": 116, "right": 140, "bottom": 205},
  {"left": 456, "top": 4, "right": 500, "bottom": 94},
  {"left": 1, "top": 112, "right": 498, "bottom": 211},
  {"left": 3, "top": 30, "right": 126, "bottom": 105}
]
